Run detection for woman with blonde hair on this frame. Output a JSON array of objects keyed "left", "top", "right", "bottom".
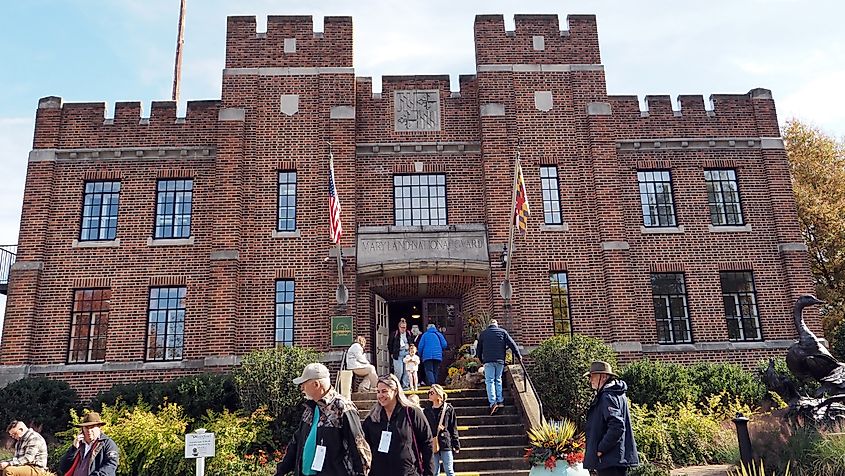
[
  {"left": 424, "top": 384, "right": 460, "bottom": 476},
  {"left": 346, "top": 335, "right": 378, "bottom": 392},
  {"left": 362, "top": 374, "right": 434, "bottom": 476}
]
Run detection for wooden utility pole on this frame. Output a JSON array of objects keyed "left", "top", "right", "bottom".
[{"left": 171, "top": 0, "right": 187, "bottom": 102}]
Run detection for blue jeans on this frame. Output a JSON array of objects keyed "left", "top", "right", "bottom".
[
  {"left": 433, "top": 449, "right": 455, "bottom": 476},
  {"left": 484, "top": 362, "right": 505, "bottom": 407},
  {"left": 423, "top": 359, "right": 441, "bottom": 385},
  {"left": 393, "top": 348, "right": 409, "bottom": 388}
]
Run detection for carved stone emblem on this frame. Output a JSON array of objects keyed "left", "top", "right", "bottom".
[{"left": 394, "top": 90, "right": 440, "bottom": 131}]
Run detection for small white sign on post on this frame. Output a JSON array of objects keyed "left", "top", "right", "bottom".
[{"left": 185, "top": 429, "right": 215, "bottom": 476}]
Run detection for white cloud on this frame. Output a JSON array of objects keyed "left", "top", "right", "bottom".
[{"left": 778, "top": 70, "right": 845, "bottom": 138}]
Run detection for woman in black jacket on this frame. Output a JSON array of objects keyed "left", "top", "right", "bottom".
[
  {"left": 423, "top": 384, "right": 460, "bottom": 476},
  {"left": 362, "top": 374, "right": 434, "bottom": 476}
]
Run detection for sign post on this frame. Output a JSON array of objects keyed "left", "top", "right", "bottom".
[{"left": 185, "top": 428, "right": 215, "bottom": 476}]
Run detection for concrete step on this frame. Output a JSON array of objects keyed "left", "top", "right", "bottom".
[
  {"left": 456, "top": 404, "right": 519, "bottom": 416},
  {"left": 455, "top": 444, "right": 526, "bottom": 460},
  {"left": 352, "top": 395, "right": 513, "bottom": 409},
  {"left": 453, "top": 456, "right": 531, "bottom": 472},
  {"left": 458, "top": 423, "right": 525, "bottom": 437},
  {"left": 457, "top": 413, "right": 521, "bottom": 425},
  {"left": 460, "top": 434, "right": 528, "bottom": 447}
]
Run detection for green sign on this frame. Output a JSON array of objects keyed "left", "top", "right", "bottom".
[{"left": 331, "top": 316, "right": 354, "bottom": 347}]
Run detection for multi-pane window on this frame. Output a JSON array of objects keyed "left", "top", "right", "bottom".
[
  {"left": 637, "top": 170, "right": 677, "bottom": 227},
  {"left": 68, "top": 289, "right": 110, "bottom": 363},
  {"left": 277, "top": 171, "right": 297, "bottom": 231},
  {"left": 550, "top": 272, "right": 572, "bottom": 336},
  {"left": 705, "top": 169, "right": 744, "bottom": 226},
  {"left": 80, "top": 182, "right": 120, "bottom": 241},
  {"left": 393, "top": 174, "right": 447, "bottom": 226},
  {"left": 155, "top": 179, "right": 193, "bottom": 239},
  {"left": 540, "top": 166, "right": 562, "bottom": 225},
  {"left": 275, "top": 280, "right": 295, "bottom": 346},
  {"left": 650, "top": 273, "right": 692, "bottom": 344},
  {"left": 720, "top": 271, "right": 762, "bottom": 341},
  {"left": 146, "top": 287, "right": 186, "bottom": 361}
]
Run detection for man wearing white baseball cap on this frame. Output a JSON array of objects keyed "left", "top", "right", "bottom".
[{"left": 276, "top": 363, "right": 372, "bottom": 476}]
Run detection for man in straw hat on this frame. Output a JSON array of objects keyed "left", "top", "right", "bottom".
[
  {"left": 582, "top": 361, "right": 638, "bottom": 476},
  {"left": 275, "top": 362, "right": 371, "bottom": 476},
  {"left": 58, "top": 412, "right": 119, "bottom": 476}
]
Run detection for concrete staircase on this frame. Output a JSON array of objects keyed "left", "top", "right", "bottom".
[{"left": 351, "top": 386, "right": 531, "bottom": 476}]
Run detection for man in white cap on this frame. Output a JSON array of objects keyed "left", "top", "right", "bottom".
[{"left": 275, "top": 362, "right": 371, "bottom": 476}]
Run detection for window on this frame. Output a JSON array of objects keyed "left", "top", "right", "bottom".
[
  {"left": 393, "top": 174, "right": 446, "bottom": 226},
  {"left": 68, "top": 289, "right": 110, "bottom": 363},
  {"left": 720, "top": 271, "right": 762, "bottom": 341},
  {"left": 80, "top": 181, "right": 120, "bottom": 241},
  {"left": 155, "top": 179, "right": 193, "bottom": 239},
  {"left": 637, "top": 170, "right": 677, "bottom": 227},
  {"left": 705, "top": 169, "right": 744, "bottom": 225},
  {"left": 275, "top": 280, "right": 295, "bottom": 346},
  {"left": 146, "top": 287, "right": 186, "bottom": 360},
  {"left": 277, "top": 171, "right": 297, "bottom": 231},
  {"left": 540, "top": 166, "right": 562, "bottom": 225},
  {"left": 650, "top": 273, "right": 692, "bottom": 344},
  {"left": 549, "top": 272, "right": 572, "bottom": 336}
]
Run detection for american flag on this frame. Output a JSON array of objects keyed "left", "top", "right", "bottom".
[
  {"left": 329, "top": 152, "right": 343, "bottom": 244},
  {"left": 513, "top": 159, "right": 530, "bottom": 236}
]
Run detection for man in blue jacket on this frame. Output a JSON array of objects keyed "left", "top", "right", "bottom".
[
  {"left": 417, "top": 324, "right": 448, "bottom": 385},
  {"left": 583, "top": 361, "right": 639, "bottom": 476},
  {"left": 475, "top": 319, "right": 521, "bottom": 415}
]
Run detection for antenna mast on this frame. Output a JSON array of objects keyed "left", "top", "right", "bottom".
[{"left": 171, "top": 0, "right": 187, "bottom": 102}]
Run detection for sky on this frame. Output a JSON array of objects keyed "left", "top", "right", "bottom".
[{"left": 1, "top": 0, "right": 844, "bottom": 329}]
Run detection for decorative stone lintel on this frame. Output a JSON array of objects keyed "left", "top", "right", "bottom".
[
  {"left": 20, "top": 356, "right": 245, "bottom": 375},
  {"left": 210, "top": 250, "right": 240, "bottom": 261},
  {"left": 540, "top": 223, "right": 570, "bottom": 232},
  {"left": 72, "top": 239, "right": 121, "bottom": 248},
  {"left": 709, "top": 224, "right": 752, "bottom": 233},
  {"left": 586, "top": 102, "right": 612, "bottom": 116},
  {"left": 480, "top": 103, "right": 505, "bottom": 117},
  {"left": 28, "top": 150, "right": 57, "bottom": 162},
  {"left": 147, "top": 236, "right": 195, "bottom": 247},
  {"left": 356, "top": 142, "right": 480, "bottom": 156},
  {"left": 10, "top": 261, "right": 43, "bottom": 271},
  {"left": 639, "top": 339, "right": 794, "bottom": 353},
  {"left": 223, "top": 67, "right": 354, "bottom": 76},
  {"left": 32, "top": 147, "right": 214, "bottom": 162},
  {"left": 477, "top": 64, "right": 604, "bottom": 73},
  {"left": 760, "top": 137, "right": 786, "bottom": 149},
  {"left": 601, "top": 241, "right": 630, "bottom": 251},
  {"left": 779, "top": 243, "right": 809, "bottom": 252},
  {"left": 611, "top": 342, "right": 642, "bottom": 352},
  {"left": 218, "top": 108, "right": 245, "bottom": 121},
  {"left": 640, "top": 225, "right": 685, "bottom": 234},
  {"left": 618, "top": 137, "right": 770, "bottom": 151},
  {"left": 272, "top": 229, "right": 302, "bottom": 239},
  {"left": 330, "top": 106, "right": 355, "bottom": 119}
]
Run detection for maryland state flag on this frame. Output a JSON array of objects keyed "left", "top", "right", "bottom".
[{"left": 513, "top": 159, "right": 530, "bottom": 235}]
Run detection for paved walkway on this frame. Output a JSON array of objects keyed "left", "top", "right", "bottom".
[{"left": 671, "top": 465, "right": 734, "bottom": 476}]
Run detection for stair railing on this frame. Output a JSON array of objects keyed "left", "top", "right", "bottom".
[
  {"left": 515, "top": 354, "right": 545, "bottom": 424},
  {"left": 0, "top": 245, "right": 17, "bottom": 288}
]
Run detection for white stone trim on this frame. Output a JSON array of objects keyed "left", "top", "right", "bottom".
[
  {"left": 640, "top": 225, "right": 685, "bottom": 234},
  {"left": 760, "top": 137, "right": 785, "bottom": 149},
  {"left": 480, "top": 103, "right": 505, "bottom": 117},
  {"left": 477, "top": 64, "right": 604, "bottom": 73},
  {"left": 218, "top": 108, "right": 245, "bottom": 121},
  {"left": 330, "top": 106, "right": 355, "bottom": 119},
  {"left": 779, "top": 243, "right": 808, "bottom": 252},
  {"left": 601, "top": 241, "right": 630, "bottom": 251},
  {"left": 586, "top": 102, "right": 612, "bottom": 116},
  {"left": 709, "top": 224, "right": 752, "bottom": 233},
  {"left": 223, "top": 67, "right": 354, "bottom": 76},
  {"left": 272, "top": 229, "right": 301, "bottom": 239},
  {"left": 10, "top": 261, "right": 43, "bottom": 271},
  {"left": 540, "top": 223, "right": 570, "bottom": 232},
  {"left": 72, "top": 239, "right": 121, "bottom": 248},
  {"left": 210, "top": 250, "right": 240, "bottom": 260},
  {"left": 147, "top": 236, "right": 195, "bottom": 247}
]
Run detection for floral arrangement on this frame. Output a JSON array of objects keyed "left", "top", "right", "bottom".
[{"left": 524, "top": 420, "right": 585, "bottom": 470}]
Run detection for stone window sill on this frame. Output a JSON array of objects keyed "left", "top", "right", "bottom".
[
  {"left": 709, "top": 224, "right": 752, "bottom": 233},
  {"left": 147, "top": 236, "right": 195, "bottom": 247},
  {"left": 72, "top": 239, "right": 120, "bottom": 248},
  {"left": 540, "top": 223, "right": 569, "bottom": 232},
  {"left": 640, "top": 225, "right": 685, "bottom": 234},
  {"left": 272, "top": 229, "right": 301, "bottom": 238}
]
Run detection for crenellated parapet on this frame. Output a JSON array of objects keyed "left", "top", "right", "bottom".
[
  {"left": 33, "top": 96, "right": 221, "bottom": 150},
  {"left": 474, "top": 14, "right": 600, "bottom": 66},
  {"left": 225, "top": 15, "right": 352, "bottom": 69},
  {"left": 606, "top": 88, "right": 781, "bottom": 139}
]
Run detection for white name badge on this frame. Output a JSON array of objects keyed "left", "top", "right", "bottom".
[
  {"left": 311, "top": 445, "right": 326, "bottom": 471},
  {"left": 378, "top": 431, "right": 392, "bottom": 453}
]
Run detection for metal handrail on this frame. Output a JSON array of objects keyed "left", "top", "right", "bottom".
[
  {"left": 516, "top": 354, "right": 545, "bottom": 424},
  {"left": 0, "top": 245, "right": 17, "bottom": 286}
]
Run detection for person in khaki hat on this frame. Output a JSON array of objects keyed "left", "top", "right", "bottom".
[
  {"left": 276, "top": 363, "right": 371, "bottom": 476},
  {"left": 58, "top": 412, "right": 119, "bottom": 476},
  {"left": 582, "top": 361, "right": 639, "bottom": 476}
]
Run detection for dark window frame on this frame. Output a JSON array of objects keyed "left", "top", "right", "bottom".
[
  {"left": 277, "top": 171, "right": 297, "bottom": 232},
  {"left": 650, "top": 273, "right": 693, "bottom": 344},
  {"left": 704, "top": 169, "right": 745, "bottom": 226},
  {"left": 392, "top": 174, "right": 447, "bottom": 226},
  {"left": 67, "top": 288, "right": 111, "bottom": 363},
  {"left": 145, "top": 286, "right": 187, "bottom": 361},
  {"left": 720, "top": 271, "right": 763, "bottom": 342},
  {"left": 637, "top": 170, "right": 677, "bottom": 227},
  {"left": 549, "top": 271, "right": 573, "bottom": 337},
  {"left": 540, "top": 166, "right": 563, "bottom": 225},
  {"left": 79, "top": 181, "right": 121, "bottom": 241},
  {"left": 275, "top": 279, "right": 295, "bottom": 346},
  {"left": 154, "top": 179, "right": 193, "bottom": 239}
]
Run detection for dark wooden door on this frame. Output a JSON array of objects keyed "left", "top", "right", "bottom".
[{"left": 422, "top": 299, "right": 462, "bottom": 381}]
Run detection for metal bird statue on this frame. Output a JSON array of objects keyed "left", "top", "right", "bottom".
[{"left": 784, "top": 295, "right": 845, "bottom": 396}]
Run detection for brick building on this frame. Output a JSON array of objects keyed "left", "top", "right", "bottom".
[{"left": 0, "top": 13, "right": 817, "bottom": 398}]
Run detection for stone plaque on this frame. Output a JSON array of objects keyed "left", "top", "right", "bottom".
[{"left": 394, "top": 90, "right": 440, "bottom": 131}]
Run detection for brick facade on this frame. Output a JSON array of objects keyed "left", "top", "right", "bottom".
[{"left": 0, "top": 13, "right": 816, "bottom": 399}]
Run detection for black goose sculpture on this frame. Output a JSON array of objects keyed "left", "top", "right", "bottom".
[{"left": 786, "top": 295, "right": 845, "bottom": 396}]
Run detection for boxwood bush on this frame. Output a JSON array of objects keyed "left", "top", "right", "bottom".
[{"left": 0, "top": 377, "right": 78, "bottom": 437}]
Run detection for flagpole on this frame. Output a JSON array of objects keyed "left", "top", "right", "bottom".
[
  {"left": 504, "top": 151, "right": 520, "bottom": 284},
  {"left": 329, "top": 142, "right": 344, "bottom": 289}
]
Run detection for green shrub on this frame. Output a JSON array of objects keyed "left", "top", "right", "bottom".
[
  {"left": 619, "top": 359, "right": 699, "bottom": 407},
  {"left": 0, "top": 377, "right": 78, "bottom": 437},
  {"left": 690, "top": 362, "right": 766, "bottom": 406},
  {"left": 528, "top": 334, "right": 616, "bottom": 427},
  {"left": 200, "top": 408, "right": 277, "bottom": 476},
  {"left": 628, "top": 462, "right": 671, "bottom": 476},
  {"left": 234, "top": 346, "right": 321, "bottom": 445}
]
